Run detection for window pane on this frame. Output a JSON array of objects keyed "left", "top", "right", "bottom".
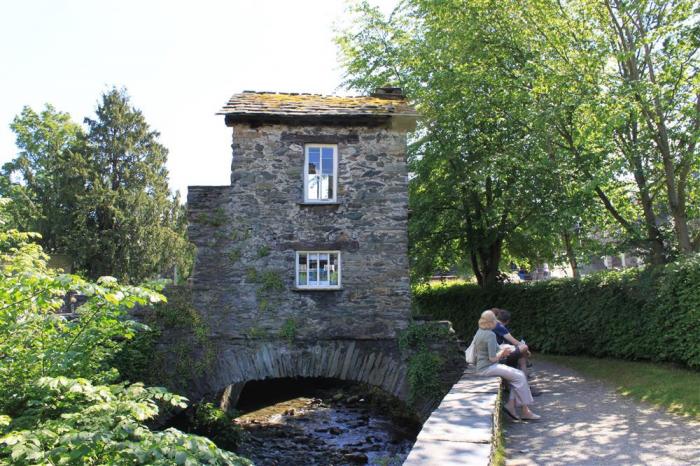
[
  {"left": 308, "top": 253, "right": 319, "bottom": 285},
  {"left": 321, "top": 148, "right": 334, "bottom": 175},
  {"left": 321, "top": 175, "right": 331, "bottom": 200},
  {"left": 308, "top": 148, "right": 320, "bottom": 175},
  {"left": 319, "top": 253, "right": 329, "bottom": 283},
  {"left": 329, "top": 253, "right": 339, "bottom": 285},
  {"left": 321, "top": 148, "right": 334, "bottom": 200},
  {"left": 307, "top": 174, "right": 319, "bottom": 200},
  {"left": 298, "top": 253, "right": 307, "bottom": 286}
]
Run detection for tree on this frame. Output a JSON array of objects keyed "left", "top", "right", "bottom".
[
  {"left": 521, "top": 0, "right": 698, "bottom": 264},
  {"left": 1, "top": 89, "right": 193, "bottom": 283},
  {"left": 0, "top": 105, "right": 87, "bottom": 254},
  {"left": 0, "top": 199, "right": 249, "bottom": 465},
  {"left": 338, "top": 0, "right": 577, "bottom": 285},
  {"left": 596, "top": 0, "right": 699, "bottom": 255},
  {"left": 77, "top": 88, "right": 193, "bottom": 282},
  {"left": 338, "top": 0, "right": 698, "bottom": 280}
]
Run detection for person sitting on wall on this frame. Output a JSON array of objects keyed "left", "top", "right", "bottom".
[
  {"left": 491, "top": 308, "right": 533, "bottom": 378},
  {"left": 472, "top": 310, "right": 540, "bottom": 421}
]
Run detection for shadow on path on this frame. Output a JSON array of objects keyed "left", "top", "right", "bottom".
[{"left": 504, "top": 359, "right": 700, "bottom": 466}]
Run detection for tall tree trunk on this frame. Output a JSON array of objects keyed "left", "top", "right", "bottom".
[
  {"left": 477, "top": 240, "right": 502, "bottom": 287},
  {"left": 562, "top": 231, "right": 580, "bottom": 279},
  {"left": 629, "top": 156, "right": 666, "bottom": 265},
  {"left": 617, "top": 120, "right": 667, "bottom": 265},
  {"left": 470, "top": 250, "right": 483, "bottom": 287}
]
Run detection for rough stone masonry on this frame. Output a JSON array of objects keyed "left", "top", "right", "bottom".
[{"left": 185, "top": 90, "right": 463, "bottom": 409}]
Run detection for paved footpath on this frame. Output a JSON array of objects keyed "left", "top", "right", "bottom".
[{"left": 505, "top": 359, "right": 700, "bottom": 466}]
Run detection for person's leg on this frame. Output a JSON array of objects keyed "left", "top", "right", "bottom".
[
  {"left": 481, "top": 364, "right": 538, "bottom": 418},
  {"left": 480, "top": 364, "right": 519, "bottom": 418},
  {"left": 514, "top": 354, "right": 528, "bottom": 376}
]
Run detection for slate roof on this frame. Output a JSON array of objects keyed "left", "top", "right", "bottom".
[{"left": 217, "top": 90, "right": 418, "bottom": 118}]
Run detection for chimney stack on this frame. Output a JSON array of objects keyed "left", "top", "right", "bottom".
[{"left": 371, "top": 87, "right": 404, "bottom": 99}]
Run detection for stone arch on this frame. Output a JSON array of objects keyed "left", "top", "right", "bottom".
[{"left": 195, "top": 340, "right": 410, "bottom": 411}]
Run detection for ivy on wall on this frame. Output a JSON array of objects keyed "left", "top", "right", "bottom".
[
  {"left": 114, "top": 286, "right": 215, "bottom": 393},
  {"left": 398, "top": 323, "right": 452, "bottom": 404}
]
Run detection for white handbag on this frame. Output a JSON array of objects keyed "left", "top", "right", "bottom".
[{"left": 465, "top": 338, "right": 477, "bottom": 365}]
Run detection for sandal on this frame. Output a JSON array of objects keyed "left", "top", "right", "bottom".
[
  {"left": 521, "top": 413, "right": 541, "bottom": 421},
  {"left": 503, "top": 405, "right": 520, "bottom": 421}
]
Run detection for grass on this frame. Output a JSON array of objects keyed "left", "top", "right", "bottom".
[
  {"left": 491, "top": 382, "right": 506, "bottom": 466},
  {"left": 539, "top": 353, "right": 700, "bottom": 419}
]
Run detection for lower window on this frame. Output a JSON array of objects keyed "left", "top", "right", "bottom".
[{"left": 296, "top": 251, "right": 341, "bottom": 288}]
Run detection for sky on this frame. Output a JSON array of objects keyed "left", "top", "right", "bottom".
[{"left": 0, "top": 0, "right": 396, "bottom": 197}]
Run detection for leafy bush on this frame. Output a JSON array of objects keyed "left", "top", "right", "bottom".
[
  {"left": 190, "top": 403, "right": 243, "bottom": 451},
  {"left": 113, "top": 285, "right": 215, "bottom": 394},
  {"left": 414, "top": 255, "right": 700, "bottom": 369},
  {"left": 0, "top": 200, "right": 250, "bottom": 465},
  {"left": 398, "top": 323, "right": 451, "bottom": 403},
  {"left": 1, "top": 377, "right": 246, "bottom": 465},
  {"left": 405, "top": 351, "right": 444, "bottom": 403}
]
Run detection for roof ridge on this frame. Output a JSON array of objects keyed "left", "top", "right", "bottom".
[{"left": 240, "top": 90, "right": 368, "bottom": 99}]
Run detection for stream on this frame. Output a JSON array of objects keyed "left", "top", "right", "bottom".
[{"left": 233, "top": 380, "right": 419, "bottom": 465}]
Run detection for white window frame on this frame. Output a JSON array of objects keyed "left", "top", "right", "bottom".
[
  {"left": 295, "top": 251, "right": 342, "bottom": 289},
  {"left": 303, "top": 144, "right": 338, "bottom": 203}
]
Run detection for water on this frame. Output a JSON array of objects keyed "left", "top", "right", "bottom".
[{"left": 234, "top": 381, "right": 419, "bottom": 466}]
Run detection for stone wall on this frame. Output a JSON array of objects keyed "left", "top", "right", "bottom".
[{"left": 187, "top": 124, "right": 411, "bottom": 341}]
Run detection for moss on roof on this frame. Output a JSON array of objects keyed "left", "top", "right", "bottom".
[{"left": 218, "top": 91, "right": 417, "bottom": 117}]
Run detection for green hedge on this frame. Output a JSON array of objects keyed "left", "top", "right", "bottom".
[{"left": 414, "top": 254, "right": 700, "bottom": 369}]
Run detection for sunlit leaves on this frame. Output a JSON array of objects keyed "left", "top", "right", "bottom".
[{"left": 0, "top": 209, "right": 248, "bottom": 464}]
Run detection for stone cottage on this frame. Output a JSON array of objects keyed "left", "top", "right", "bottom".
[
  {"left": 188, "top": 87, "right": 417, "bottom": 340},
  {"left": 186, "top": 88, "right": 432, "bottom": 404}
]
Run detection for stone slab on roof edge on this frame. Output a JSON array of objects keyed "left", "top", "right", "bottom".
[{"left": 217, "top": 91, "right": 419, "bottom": 118}]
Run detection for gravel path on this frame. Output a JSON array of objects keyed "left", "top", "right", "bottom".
[{"left": 504, "top": 359, "right": 700, "bottom": 466}]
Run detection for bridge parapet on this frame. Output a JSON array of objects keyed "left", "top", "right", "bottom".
[{"left": 404, "top": 372, "right": 502, "bottom": 465}]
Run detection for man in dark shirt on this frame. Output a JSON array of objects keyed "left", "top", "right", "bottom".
[{"left": 492, "top": 308, "right": 531, "bottom": 376}]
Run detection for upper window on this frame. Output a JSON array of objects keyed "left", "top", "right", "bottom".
[
  {"left": 304, "top": 144, "right": 337, "bottom": 203},
  {"left": 296, "top": 251, "right": 341, "bottom": 289}
]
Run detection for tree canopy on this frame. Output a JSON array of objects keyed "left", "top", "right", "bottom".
[
  {"left": 1, "top": 89, "right": 193, "bottom": 283},
  {"left": 337, "top": 0, "right": 699, "bottom": 283}
]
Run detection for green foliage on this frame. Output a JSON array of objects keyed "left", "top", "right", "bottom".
[
  {"left": 337, "top": 0, "right": 700, "bottom": 278},
  {"left": 0, "top": 105, "right": 85, "bottom": 253},
  {"left": 228, "top": 248, "right": 241, "bottom": 263},
  {"left": 0, "top": 89, "right": 194, "bottom": 284},
  {"left": 244, "top": 267, "right": 258, "bottom": 282},
  {"left": 0, "top": 377, "right": 248, "bottom": 465},
  {"left": 197, "top": 208, "right": 228, "bottom": 228},
  {"left": 405, "top": 351, "right": 443, "bottom": 404},
  {"left": 279, "top": 318, "right": 297, "bottom": 342},
  {"left": 246, "top": 268, "right": 284, "bottom": 295},
  {"left": 0, "top": 231, "right": 164, "bottom": 417},
  {"left": 257, "top": 297, "right": 269, "bottom": 312},
  {"left": 190, "top": 403, "right": 243, "bottom": 452},
  {"left": 257, "top": 245, "right": 270, "bottom": 258},
  {"left": 374, "top": 455, "right": 404, "bottom": 466},
  {"left": 415, "top": 254, "right": 700, "bottom": 368},
  {"left": 229, "top": 228, "right": 250, "bottom": 242},
  {"left": 398, "top": 323, "right": 451, "bottom": 352},
  {"left": 337, "top": 1, "right": 580, "bottom": 285},
  {"left": 113, "top": 286, "right": 215, "bottom": 393},
  {"left": 398, "top": 324, "right": 449, "bottom": 403},
  {"left": 0, "top": 207, "right": 248, "bottom": 464}
]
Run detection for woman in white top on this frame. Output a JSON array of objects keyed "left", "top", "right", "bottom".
[{"left": 472, "top": 310, "right": 540, "bottom": 420}]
